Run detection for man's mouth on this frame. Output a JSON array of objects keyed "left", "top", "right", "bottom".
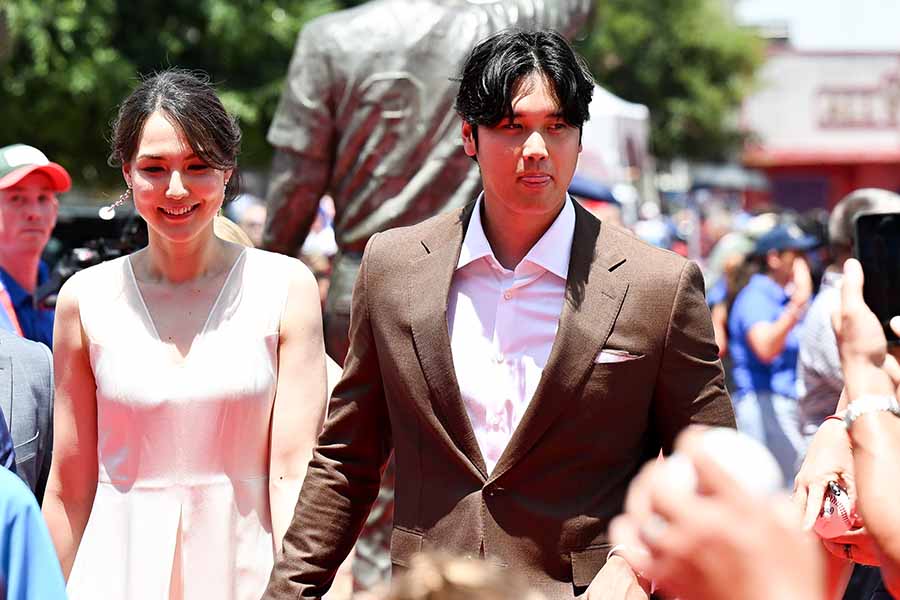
[{"left": 519, "top": 174, "right": 552, "bottom": 186}]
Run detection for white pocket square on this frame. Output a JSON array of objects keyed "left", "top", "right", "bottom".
[{"left": 595, "top": 349, "right": 644, "bottom": 364}]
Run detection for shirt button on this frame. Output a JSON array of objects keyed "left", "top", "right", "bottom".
[{"left": 503, "top": 291, "right": 512, "bottom": 300}]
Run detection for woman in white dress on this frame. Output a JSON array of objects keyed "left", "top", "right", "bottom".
[{"left": 41, "top": 70, "right": 328, "bottom": 599}]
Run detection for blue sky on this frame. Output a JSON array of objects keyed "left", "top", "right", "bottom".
[{"left": 735, "top": 0, "right": 900, "bottom": 51}]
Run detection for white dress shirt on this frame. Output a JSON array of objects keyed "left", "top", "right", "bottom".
[{"left": 447, "top": 195, "right": 575, "bottom": 474}]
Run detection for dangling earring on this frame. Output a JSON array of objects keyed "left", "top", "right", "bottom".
[{"left": 99, "top": 187, "right": 131, "bottom": 220}]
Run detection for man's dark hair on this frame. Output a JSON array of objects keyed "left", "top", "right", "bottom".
[
  {"left": 455, "top": 29, "right": 594, "bottom": 142},
  {"left": 109, "top": 68, "right": 242, "bottom": 202}
]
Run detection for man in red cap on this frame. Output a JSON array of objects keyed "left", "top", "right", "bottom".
[{"left": 0, "top": 144, "right": 70, "bottom": 346}]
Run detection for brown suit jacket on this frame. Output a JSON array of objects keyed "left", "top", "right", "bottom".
[{"left": 264, "top": 201, "right": 734, "bottom": 599}]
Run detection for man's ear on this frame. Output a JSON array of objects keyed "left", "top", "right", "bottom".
[{"left": 461, "top": 122, "right": 477, "bottom": 158}]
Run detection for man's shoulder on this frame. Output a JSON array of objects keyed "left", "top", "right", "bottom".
[
  {"left": 302, "top": 0, "right": 453, "bottom": 45},
  {"left": 0, "top": 330, "right": 49, "bottom": 366},
  {"left": 369, "top": 207, "right": 467, "bottom": 255},
  {"left": 596, "top": 221, "right": 695, "bottom": 280}
]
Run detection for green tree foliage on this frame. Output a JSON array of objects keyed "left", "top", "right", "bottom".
[
  {"left": 578, "top": 0, "right": 764, "bottom": 163},
  {"left": 0, "top": 0, "right": 336, "bottom": 188}
]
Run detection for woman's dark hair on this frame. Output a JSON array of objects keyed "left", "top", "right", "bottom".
[
  {"left": 109, "top": 69, "right": 242, "bottom": 202},
  {"left": 455, "top": 29, "right": 594, "bottom": 144}
]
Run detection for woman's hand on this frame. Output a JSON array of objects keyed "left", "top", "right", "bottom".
[{"left": 792, "top": 417, "right": 855, "bottom": 530}]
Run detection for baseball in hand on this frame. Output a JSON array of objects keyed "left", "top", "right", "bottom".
[
  {"left": 660, "top": 427, "right": 785, "bottom": 495},
  {"left": 814, "top": 482, "right": 857, "bottom": 539}
]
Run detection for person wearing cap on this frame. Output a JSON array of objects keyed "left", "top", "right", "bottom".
[
  {"left": 727, "top": 222, "right": 819, "bottom": 484},
  {"left": 567, "top": 173, "right": 623, "bottom": 227},
  {"left": 0, "top": 144, "right": 70, "bottom": 347}
]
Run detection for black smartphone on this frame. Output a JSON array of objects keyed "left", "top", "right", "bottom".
[{"left": 854, "top": 211, "right": 900, "bottom": 344}]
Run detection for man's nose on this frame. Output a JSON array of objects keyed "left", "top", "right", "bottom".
[
  {"left": 23, "top": 198, "right": 43, "bottom": 220},
  {"left": 522, "top": 131, "right": 549, "bottom": 161},
  {"left": 166, "top": 171, "right": 189, "bottom": 199}
]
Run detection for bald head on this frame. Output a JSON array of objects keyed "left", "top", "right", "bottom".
[{"left": 829, "top": 188, "right": 900, "bottom": 251}]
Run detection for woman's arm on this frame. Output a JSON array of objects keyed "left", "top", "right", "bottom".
[
  {"left": 269, "top": 261, "right": 328, "bottom": 555},
  {"left": 41, "top": 279, "right": 99, "bottom": 579}
]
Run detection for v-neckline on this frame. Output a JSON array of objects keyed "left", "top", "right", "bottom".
[{"left": 125, "top": 249, "right": 247, "bottom": 363}]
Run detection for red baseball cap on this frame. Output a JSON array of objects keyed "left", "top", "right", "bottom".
[{"left": 0, "top": 144, "right": 71, "bottom": 192}]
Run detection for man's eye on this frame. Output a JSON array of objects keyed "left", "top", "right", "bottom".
[
  {"left": 7, "top": 196, "right": 23, "bottom": 203},
  {"left": 549, "top": 123, "right": 568, "bottom": 131},
  {"left": 501, "top": 123, "right": 521, "bottom": 130},
  {"left": 187, "top": 164, "right": 210, "bottom": 171},
  {"left": 141, "top": 166, "right": 164, "bottom": 173}
]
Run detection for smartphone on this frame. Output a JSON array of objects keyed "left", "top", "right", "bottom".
[{"left": 854, "top": 211, "right": 900, "bottom": 344}]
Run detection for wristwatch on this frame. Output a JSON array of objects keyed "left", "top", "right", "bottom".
[{"left": 844, "top": 394, "right": 900, "bottom": 428}]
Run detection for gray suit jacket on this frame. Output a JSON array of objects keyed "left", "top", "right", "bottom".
[{"left": 0, "top": 330, "right": 53, "bottom": 503}]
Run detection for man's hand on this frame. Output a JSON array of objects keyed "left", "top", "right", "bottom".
[
  {"left": 822, "top": 527, "right": 882, "bottom": 566},
  {"left": 791, "top": 256, "right": 814, "bottom": 308},
  {"left": 792, "top": 417, "right": 855, "bottom": 529},
  {"left": 583, "top": 555, "right": 649, "bottom": 600}
]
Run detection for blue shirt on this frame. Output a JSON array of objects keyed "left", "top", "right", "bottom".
[
  {"left": 0, "top": 467, "right": 66, "bottom": 599},
  {"left": 0, "top": 263, "right": 54, "bottom": 348},
  {"left": 728, "top": 273, "right": 804, "bottom": 399},
  {"left": 706, "top": 277, "right": 728, "bottom": 308}
]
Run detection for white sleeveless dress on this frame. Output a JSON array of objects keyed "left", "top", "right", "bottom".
[{"left": 67, "top": 248, "right": 293, "bottom": 600}]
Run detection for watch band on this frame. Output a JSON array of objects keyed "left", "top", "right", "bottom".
[{"left": 844, "top": 394, "right": 900, "bottom": 428}]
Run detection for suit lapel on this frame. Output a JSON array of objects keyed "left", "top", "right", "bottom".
[
  {"left": 489, "top": 203, "right": 628, "bottom": 482},
  {"left": 408, "top": 204, "right": 488, "bottom": 479}
]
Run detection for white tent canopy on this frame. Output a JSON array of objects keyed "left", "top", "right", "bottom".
[{"left": 576, "top": 84, "right": 651, "bottom": 186}]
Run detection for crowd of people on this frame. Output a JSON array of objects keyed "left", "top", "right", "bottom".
[{"left": 0, "top": 4, "right": 897, "bottom": 600}]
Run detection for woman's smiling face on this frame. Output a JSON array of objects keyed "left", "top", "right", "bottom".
[{"left": 123, "top": 110, "right": 232, "bottom": 244}]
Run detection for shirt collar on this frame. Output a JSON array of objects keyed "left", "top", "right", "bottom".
[
  {"left": 749, "top": 272, "right": 789, "bottom": 302},
  {"left": 0, "top": 262, "right": 49, "bottom": 308},
  {"left": 457, "top": 193, "right": 575, "bottom": 280}
]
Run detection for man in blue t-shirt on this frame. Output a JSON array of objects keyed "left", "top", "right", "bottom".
[
  {"left": 728, "top": 223, "right": 819, "bottom": 484},
  {"left": 0, "top": 467, "right": 67, "bottom": 599},
  {"left": 0, "top": 144, "right": 70, "bottom": 347}
]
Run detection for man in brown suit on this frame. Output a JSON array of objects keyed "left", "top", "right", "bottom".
[{"left": 264, "top": 30, "right": 734, "bottom": 599}]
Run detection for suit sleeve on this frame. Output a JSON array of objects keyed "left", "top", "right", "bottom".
[
  {"left": 263, "top": 233, "right": 392, "bottom": 599},
  {"left": 263, "top": 22, "right": 335, "bottom": 256},
  {"left": 653, "top": 260, "right": 735, "bottom": 454}
]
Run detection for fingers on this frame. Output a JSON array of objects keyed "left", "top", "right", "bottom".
[
  {"left": 802, "top": 481, "right": 827, "bottom": 531},
  {"left": 642, "top": 454, "right": 700, "bottom": 525},
  {"left": 840, "top": 259, "right": 865, "bottom": 314},
  {"left": 608, "top": 515, "right": 652, "bottom": 574},
  {"left": 891, "top": 316, "right": 900, "bottom": 337},
  {"left": 791, "top": 480, "right": 810, "bottom": 524},
  {"left": 841, "top": 473, "right": 858, "bottom": 511},
  {"left": 883, "top": 353, "right": 900, "bottom": 391}
]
